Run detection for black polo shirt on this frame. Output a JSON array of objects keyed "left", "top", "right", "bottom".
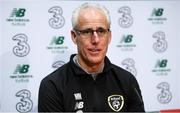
[{"left": 38, "top": 54, "right": 145, "bottom": 112}]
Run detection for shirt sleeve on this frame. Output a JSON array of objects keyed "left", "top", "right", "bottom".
[
  {"left": 127, "top": 75, "right": 145, "bottom": 112},
  {"left": 38, "top": 78, "right": 64, "bottom": 112}
]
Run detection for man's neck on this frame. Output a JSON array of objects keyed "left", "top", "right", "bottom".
[{"left": 75, "top": 55, "right": 104, "bottom": 74}]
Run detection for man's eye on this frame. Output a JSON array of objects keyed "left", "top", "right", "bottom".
[
  {"left": 81, "top": 30, "right": 91, "bottom": 34},
  {"left": 97, "top": 29, "right": 106, "bottom": 34}
]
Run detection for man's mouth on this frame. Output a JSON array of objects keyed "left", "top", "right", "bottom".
[{"left": 88, "top": 48, "right": 101, "bottom": 54}]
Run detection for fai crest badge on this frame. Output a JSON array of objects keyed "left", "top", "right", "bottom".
[{"left": 108, "top": 95, "right": 124, "bottom": 112}]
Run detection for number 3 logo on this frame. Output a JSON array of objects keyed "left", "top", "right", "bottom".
[
  {"left": 121, "top": 58, "right": 137, "bottom": 76},
  {"left": 15, "top": 89, "right": 33, "bottom": 113},
  {"left": 153, "top": 31, "right": 168, "bottom": 53},
  {"left": 48, "top": 6, "right": 65, "bottom": 29},
  {"left": 118, "top": 6, "right": 133, "bottom": 28},
  {"left": 157, "top": 82, "right": 172, "bottom": 104},
  {"left": 12, "top": 34, "right": 30, "bottom": 57}
]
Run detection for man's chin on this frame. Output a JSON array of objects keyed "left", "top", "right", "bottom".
[{"left": 88, "top": 57, "right": 103, "bottom": 65}]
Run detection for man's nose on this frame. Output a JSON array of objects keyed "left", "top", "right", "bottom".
[{"left": 91, "top": 31, "right": 100, "bottom": 44}]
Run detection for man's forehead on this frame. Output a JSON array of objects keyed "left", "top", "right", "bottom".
[{"left": 78, "top": 10, "right": 107, "bottom": 24}]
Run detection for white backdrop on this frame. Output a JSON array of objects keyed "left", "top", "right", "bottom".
[{"left": 0, "top": 0, "right": 180, "bottom": 112}]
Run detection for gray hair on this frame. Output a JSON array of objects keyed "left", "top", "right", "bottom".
[{"left": 71, "top": 2, "right": 111, "bottom": 28}]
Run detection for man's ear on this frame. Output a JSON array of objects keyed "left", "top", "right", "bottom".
[
  {"left": 71, "top": 30, "right": 77, "bottom": 44},
  {"left": 108, "top": 31, "right": 112, "bottom": 44}
]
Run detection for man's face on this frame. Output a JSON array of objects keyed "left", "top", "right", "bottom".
[{"left": 71, "top": 8, "right": 111, "bottom": 66}]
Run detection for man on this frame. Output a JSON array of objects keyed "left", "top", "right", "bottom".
[{"left": 38, "top": 3, "right": 145, "bottom": 112}]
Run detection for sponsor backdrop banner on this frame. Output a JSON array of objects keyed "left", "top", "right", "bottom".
[{"left": 0, "top": 0, "right": 180, "bottom": 112}]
